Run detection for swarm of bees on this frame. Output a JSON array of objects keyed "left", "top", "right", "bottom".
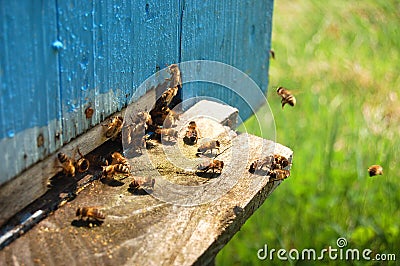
[{"left": 249, "top": 154, "right": 291, "bottom": 182}]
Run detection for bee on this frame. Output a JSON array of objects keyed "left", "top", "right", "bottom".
[
  {"left": 197, "top": 159, "right": 224, "bottom": 173},
  {"left": 102, "top": 164, "right": 130, "bottom": 178},
  {"left": 248, "top": 155, "right": 274, "bottom": 174},
  {"left": 249, "top": 154, "right": 290, "bottom": 174},
  {"left": 277, "top": 87, "right": 296, "bottom": 109},
  {"left": 184, "top": 121, "right": 200, "bottom": 144},
  {"left": 161, "top": 86, "right": 179, "bottom": 107},
  {"left": 111, "top": 152, "right": 130, "bottom": 168},
  {"left": 368, "top": 165, "right": 383, "bottom": 177},
  {"left": 163, "top": 110, "right": 180, "bottom": 128},
  {"left": 155, "top": 128, "right": 178, "bottom": 141},
  {"left": 196, "top": 140, "right": 220, "bottom": 156},
  {"left": 269, "top": 169, "right": 290, "bottom": 181},
  {"left": 166, "top": 64, "right": 182, "bottom": 89},
  {"left": 129, "top": 176, "right": 155, "bottom": 191},
  {"left": 269, "top": 49, "right": 275, "bottom": 60},
  {"left": 104, "top": 116, "right": 123, "bottom": 140},
  {"left": 76, "top": 207, "right": 105, "bottom": 222},
  {"left": 57, "top": 152, "right": 75, "bottom": 177},
  {"left": 273, "top": 154, "right": 290, "bottom": 169},
  {"left": 76, "top": 148, "right": 90, "bottom": 173}
]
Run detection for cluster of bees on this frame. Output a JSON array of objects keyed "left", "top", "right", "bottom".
[{"left": 55, "top": 63, "right": 384, "bottom": 226}]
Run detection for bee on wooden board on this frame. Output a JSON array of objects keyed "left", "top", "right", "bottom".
[
  {"left": 103, "top": 115, "right": 123, "bottom": 140},
  {"left": 129, "top": 176, "right": 155, "bottom": 191},
  {"left": 155, "top": 127, "right": 178, "bottom": 141},
  {"left": 196, "top": 139, "right": 220, "bottom": 156},
  {"left": 102, "top": 164, "right": 130, "bottom": 178},
  {"left": 269, "top": 169, "right": 290, "bottom": 181},
  {"left": 184, "top": 121, "right": 201, "bottom": 145},
  {"left": 248, "top": 155, "right": 274, "bottom": 174},
  {"left": 57, "top": 147, "right": 90, "bottom": 177},
  {"left": 248, "top": 154, "right": 291, "bottom": 182},
  {"left": 368, "top": 165, "right": 383, "bottom": 177},
  {"left": 111, "top": 152, "right": 130, "bottom": 168},
  {"left": 57, "top": 152, "right": 76, "bottom": 177},
  {"left": 197, "top": 159, "right": 224, "bottom": 174},
  {"left": 277, "top": 87, "right": 296, "bottom": 109},
  {"left": 163, "top": 109, "right": 180, "bottom": 128},
  {"left": 76, "top": 207, "right": 105, "bottom": 222},
  {"left": 166, "top": 64, "right": 182, "bottom": 89}
]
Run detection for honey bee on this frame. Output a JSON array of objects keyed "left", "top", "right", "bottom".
[
  {"left": 248, "top": 155, "right": 274, "bottom": 174},
  {"left": 184, "top": 121, "right": 200, "bottom": 145},
  {"left": 196, "top": 140, "right": 220, "bottom": 156},
  {"left": 76, "top": 148, "right": 90, "bottom": 173},
  {"left": 166, "top": 64, "right": 182, "bottom": 89},
  {"left": 163, "top": 110, "right": 180, "bottom": 128},
  {"left": 249, "top": 154, "right": 290, "bottom": 174},
  {"left": 104, "top": 116, "right": 123, "bottom": 140},
  {"left": 76, "top": 207, "right": 105, "bottom": 222},
  {"left": 273, "top": 154, "right": 290, "bottom": 169},
  {"left": 111, "top": 152, "right": 130, "bottom": 168},
  {"left": 277, "top": 87, "right": 296, "bottom": 109},
  {"left": 161, "top": 87, "right": 179, "bottom": 107},
  {"left": 102, "top": 164, "right": 130, "bottom": 178},
  {"left": 368, "top": 165, "right": 383, "bottom": 177},
  {"left": 129, "top": 176, "right": 155, "bottom": 191},
  {"left": 57, "top": 152, "right": 75, "bottom": 177},
  {"left": 197, "top": 159, "right": 224, "bottom": 173},
  {"left": 269, "top": 49, "right": 275, "bottom": 60},
  {"left": 269, "top": 169, "right": 290, "bottom": 181},
  {"left": 155, "top": 128, "right": 178, "bottom": 141}
]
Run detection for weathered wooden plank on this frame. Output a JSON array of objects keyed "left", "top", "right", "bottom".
[
  {"left": 180, "top": 0, "right": 274, "bottom": 120},
  {"left": 57, "top": 1, "right": 182, "bottom": 144},
  {"left": 1, "top": 101, "right": 293, "bottom": 265},
  {"left": 0, "top": 1, "right": 61, "bottom": 184}
]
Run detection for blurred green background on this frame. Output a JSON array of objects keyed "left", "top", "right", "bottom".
[{"left": 217, "top": 0, "right": 400, "bottom": 265}]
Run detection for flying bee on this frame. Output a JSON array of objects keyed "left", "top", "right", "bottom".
[
  {"left": 103, "top": 116, "right": 123, "bottom": 140},
  {"left": 129, "top": 176, "right": 155, "bottom": 192},
  {"left": 196, "top": 140, "right": 220, "bottom": 156},
  {"left": 269, "top": 169, "right": 290, "bottom": 182},
  {"left": 76, "top": 207, "right": 105, "bottom": 222},
  {"left": 102, "top": 164, "right": 130, "bottom": 178},
  {"left": 269, "top": 49, "right": 275, "bottom": 60},
  {"left": 184, "top": 121, "right": 200, "bottom": 145},
  {"left": 111, "top": 152, "right": 130, "bottom": 168},
  {"left": 368, "top": 165, "right": 383, "bottom": 177},
  {"left": 197, "top": 159, "right": 224, "bottom": 174},
  {"left": 277, "top": 87, "right": 296, "bottom": 109},
  {"left": 155, "top": 128, "right": 178, "bottom": 141},
  {"left": 57, "top": 152, "right": 75, "bottom": 177}
]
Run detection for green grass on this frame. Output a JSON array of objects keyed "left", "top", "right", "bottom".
[{"left": 217, "top": 1, "right": 400, "bottom": 265}]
